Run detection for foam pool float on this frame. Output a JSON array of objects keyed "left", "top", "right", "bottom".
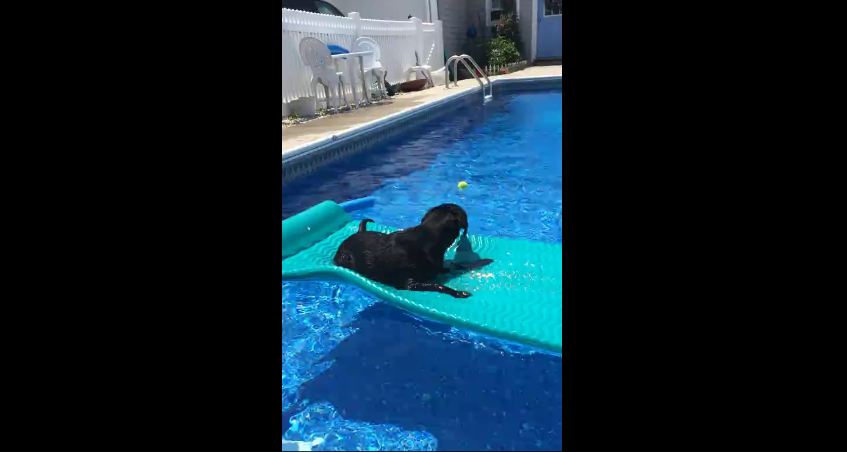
[{"left": 282, "top": 201, "right": 562, "bottom": 353}]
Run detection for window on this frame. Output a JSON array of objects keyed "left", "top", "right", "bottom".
[
  {"left": 491, "top": 0, "right": 503, "bottom": 24},
  {"left": 544, "top": 0, "right": 562, "bottom": 16},
  {"left": 487, "top": 0, "right": 516, "bottom": 27}
]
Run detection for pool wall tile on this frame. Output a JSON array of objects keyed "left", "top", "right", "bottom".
[{"left": 282, "top": 77, "right": 562, "bottom": 185}]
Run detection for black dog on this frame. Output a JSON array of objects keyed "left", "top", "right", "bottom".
[
  {"left": 383, "top": 72, "right": 399, "bottom": 97},
  {"left": 333, "top": 204, "right": 474, "bottom": 298}
]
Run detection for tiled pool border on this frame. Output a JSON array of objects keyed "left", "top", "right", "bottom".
[{"left": 281, "top": 76, "right": 563, "bottom": 184}]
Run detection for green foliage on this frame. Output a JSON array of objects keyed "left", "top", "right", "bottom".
[
  {"left": 487, "top": 35, "right": 521, "bottom": 66},
  {"left": 495, "top": 11, "right": 523, "bottom": 52}
]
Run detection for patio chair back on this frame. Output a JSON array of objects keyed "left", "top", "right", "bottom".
[
  {"left": 299, "top": 37, "right": 338, "bottom": 83},
  {"left": 298, "top": 36, "right": 350, "bottom": 110},
  {"left": 354, "top": 37, "right": 382, "bottom": 71}
]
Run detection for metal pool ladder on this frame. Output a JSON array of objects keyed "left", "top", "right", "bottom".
[{"left": 445, "top": 54, "right": 493, "bottom": 101}]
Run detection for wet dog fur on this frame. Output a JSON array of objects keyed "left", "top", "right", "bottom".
[{"left": 333, "top": 204, "right": 475, "bottom": 298}]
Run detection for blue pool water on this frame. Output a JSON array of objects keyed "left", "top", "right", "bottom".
[{"left": 283, "top": 86, "right": 562, "bottom": 451}]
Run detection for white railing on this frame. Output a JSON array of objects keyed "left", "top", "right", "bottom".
[{"left": 282, "top": 9, "right": 445, "bottom": 105}]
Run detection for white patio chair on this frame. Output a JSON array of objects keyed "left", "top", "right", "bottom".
[
  {"left": 405, "top": 50, "right": 434, "bottom": 88},
  {"left": 298, "top": 37, "right": 350, "bottom": 112},
  {"left": 353, "top": 37, "right": 387, "bottom": 99}
]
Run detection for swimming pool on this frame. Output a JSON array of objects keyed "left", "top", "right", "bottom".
[{"left": 282, "top": 80, "right": 562, "bottom": 451}]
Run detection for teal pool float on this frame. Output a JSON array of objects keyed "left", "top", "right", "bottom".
[{"left": 282, "top": 201, "right": 562, "bottom": 353}]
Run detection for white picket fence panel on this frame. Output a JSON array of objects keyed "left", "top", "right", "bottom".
[
  {"left": 282, "top": 9, "right": 444, "bottom": 105},
  {"left": 485, "top": 60, "right": 528, "bottom": 76}
]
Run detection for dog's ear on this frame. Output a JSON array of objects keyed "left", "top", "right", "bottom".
[
  {"left": 449, "top": 205, "right": 469, "bottom": 232},
  {"left": 420, "top": 206, "right": 441, "bottom": 225},
  {"left": 450, "top": 216, "right": 463, "bottom": 230}
]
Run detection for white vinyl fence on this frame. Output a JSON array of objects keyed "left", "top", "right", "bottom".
[{"left": 282, "top": 9, "right": 444, "bottom": 107}]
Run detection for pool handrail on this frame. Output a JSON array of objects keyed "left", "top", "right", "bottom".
[{"left": 445, "top": 54, "right": 492, "bottom": 99}]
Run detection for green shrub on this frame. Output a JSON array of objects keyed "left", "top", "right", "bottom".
[
  {"left": 495, "top": 12, "right": 523, "bottom": 52},
  {"left": 487, "top": 35, "right": 521, "bottom": 66}
]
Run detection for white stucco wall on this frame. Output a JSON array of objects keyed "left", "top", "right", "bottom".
[{"left": 330, "top": 0, "right": 435, "bottom": 22}]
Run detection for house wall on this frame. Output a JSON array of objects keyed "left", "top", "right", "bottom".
[
  {"left": 519, "top": 0, "right": 533, "bottom": 61},
  {"left": 536, "top": 0, "right": 562, "bottom": 59},
  {"left": 438, "top": 0, "right": 534, "bottom": 66},
  {"left": 330, "top": 0, "right": 431, "bottom": 22},
  {"left": 466, "top": 0, "right": 488, "bottom": 35},
  {"left": 465, "top": 0, "right": 490, "bottom": 63},
  {"left": 437, "top": 0, "right": 468, "bottom": 60}
]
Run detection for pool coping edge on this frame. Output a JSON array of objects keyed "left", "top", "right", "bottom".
[{"left": 281, "top": 75, "right": 563, "bottom": 165}]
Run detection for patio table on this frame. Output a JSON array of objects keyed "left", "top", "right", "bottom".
[{"left": 331, "top": 50, "right": 373, "bottom": 107}]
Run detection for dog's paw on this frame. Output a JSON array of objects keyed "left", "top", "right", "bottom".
[{"left": 453, "top": 291, "right": 471, "bottom": 298}]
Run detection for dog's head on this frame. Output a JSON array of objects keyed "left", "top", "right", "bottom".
[
  {"left": 333, "top": 247, "right": 356, "bottom": 269},
  {"left": 420, "top": 203, "right": 469, "bottom": 240}
]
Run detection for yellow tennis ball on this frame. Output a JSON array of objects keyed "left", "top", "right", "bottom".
[{"left": 457, "top": 181, "right": 469, "bottom": 190}]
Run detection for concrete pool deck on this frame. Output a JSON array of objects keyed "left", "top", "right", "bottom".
[{"left": 282, "top": 65, "right": 562, "bottom": 156}]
